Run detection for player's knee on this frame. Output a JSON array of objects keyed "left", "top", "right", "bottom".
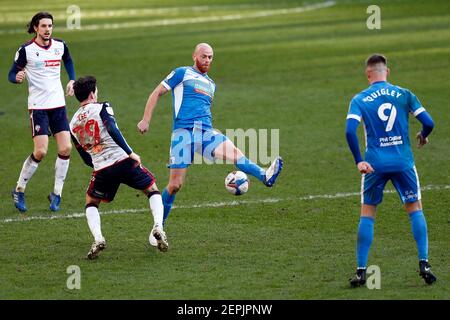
[
  {"left": 58, "top": 143, "right": 72, "bottom": 156},
  {"left": 85, "top": 194, "right": 101, "bottom": 207},
  {"left": 168, "top": 181, "right": 183, "bottom": 194},
  {"left": 34, "top": 149, "right": 47, "bottom": 160},
  {"left": 406, "top": 200, "right": 422, "bottom": 213},
  {"left": 144, "top": 183, "right": 159, "bottom": 195},
  {"left": 149, "top": 183, "right": 159, "bottom": 192},
  {"left": 233, "top": 146, "right": 244, "bottom": 160}
]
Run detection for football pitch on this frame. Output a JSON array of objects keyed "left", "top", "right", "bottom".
[{"left": 0, "top": 0, "right": 449, "bottom": 300}]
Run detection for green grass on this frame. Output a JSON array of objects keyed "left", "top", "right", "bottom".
[{"left": 0, "top": 0, "right": 449, "bottom": 299}]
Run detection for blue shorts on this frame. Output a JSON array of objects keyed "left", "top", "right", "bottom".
[
  {"left": 29, "top": 107, "right": 70, "bottom": 137},
  {"left": 87, "top": 158, "right": 156, "bottom": 202},
  {"left": 168, "top": 127, "right": 228, "bottom": 169},
  {"left": 361, "top": 166, "right": 422, "bottom": 205}
]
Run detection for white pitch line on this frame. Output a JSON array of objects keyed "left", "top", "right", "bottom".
[
  {"left": 0, "top": 5, "right": 262, "bottom": 23},
  {"left": 0, "top": 1, "right": 336, "bottom": 35},
  {"left": 2, "top": 184, "right": 448, "bottom": 224}
]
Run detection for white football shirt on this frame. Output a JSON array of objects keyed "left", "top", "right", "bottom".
[
  {"left": 70, "top": 102, "right": 129, "bottom": 171},
  {"left": 14, "top": 38, "right": 67, "bottom": 109}
]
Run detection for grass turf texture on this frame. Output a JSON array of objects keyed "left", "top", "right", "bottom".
[{"left": 0, "top": 0, "right": 449, "bottom": 299}]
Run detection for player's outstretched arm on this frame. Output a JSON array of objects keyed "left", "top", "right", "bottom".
[{"left": 137, "top": 84, "right": 168, "bottom": 134}]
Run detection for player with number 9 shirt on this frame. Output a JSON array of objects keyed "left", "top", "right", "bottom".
[{"left": 345, "top": 54, "right": 436, "bottom": 287}]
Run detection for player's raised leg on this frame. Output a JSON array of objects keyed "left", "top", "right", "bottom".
[
  {"left": 85, "top": 195, "right": 106, "bottom": 260},
  {"left": 263, "top": 155, "right": 284, "bottom": 187},
  {"left": 12, "top": 135, "right": 48, "bottom": 212},
  {"left": 213, "top": 139, "right": 283, "bottom": 187},
  {"left": 48, "top": 130, "right": 71, "bottom": 212}
]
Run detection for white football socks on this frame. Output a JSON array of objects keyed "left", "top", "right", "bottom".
[
  {"left": 86, "top": 206, "right": 104, "bottom": 242},
  {"left": 16, "top": 154, "right": 40, "bottom": 192},
  {"left": 149, "top": 193, "right": 164, "bottom": 229},
  {"left": 54, "top": 155, "right": 70, "bottom": 196}
]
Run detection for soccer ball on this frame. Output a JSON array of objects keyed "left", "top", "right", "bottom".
[{"left": 225, "top": 171, "right": 249, "bottom": 195}]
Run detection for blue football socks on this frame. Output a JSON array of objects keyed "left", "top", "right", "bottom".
[
  {"left": 162, "top": 188, "right": 176, "bottom": 225},
  {"left": 356, "top": 216, "right": 375, "bottom": 269},
  {"left": 409, "top": 210, "right": 429, "bottom": 261},
  {"left": 236, "top": 156, "right": 265, "bottom": 183}
]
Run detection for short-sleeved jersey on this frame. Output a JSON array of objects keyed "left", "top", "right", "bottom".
[
  {"left": 14, "top": 38, "right": 68, "bottom": 110},
  {"left": 70, "top": 102, "right": 129, "bottom": 171},
  {"left": 347, "top": 81, "right": 426, "bottom": 172},
  {"left": 161, "top": 66, "right": 215, "bottom": 130}
]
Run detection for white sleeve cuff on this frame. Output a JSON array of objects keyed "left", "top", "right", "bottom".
[
  {"left": 413, "top": 107, "right": 425, "bottom": 117},
  {"left": 161, "top": 81, "right": 171, "bottom": 91},
  {"left": 346, "top": 114, "right": 361, "bottom": 122}
]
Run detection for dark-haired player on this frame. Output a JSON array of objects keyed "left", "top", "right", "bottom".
[
  {"left": 70, "top": 76, "right": 168, "bottom": 259},
  {"left": 9, "top": 12, "right": 76, "bottom": 212}
]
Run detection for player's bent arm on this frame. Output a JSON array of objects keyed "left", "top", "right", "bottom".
[
  {"left": 416, "top": 111, "right": 434, "bottom": 138},
  {"left": 345, "top": 118, "right": 363, "bottom": 164},
  {"left": 9, "top": 47, "right": 27, "bottom": 84},
  {"left": 100, "top": 103, "right": 133, "bottom": 155},
  {"left": 415, "top": 111, "right": 434, "bottom": 148},
  {"left": 8, "top": 63, "right": 23, "bottom": 84},
  {"left": 70, "top": 134, "right": 93, "bottom": 168}
]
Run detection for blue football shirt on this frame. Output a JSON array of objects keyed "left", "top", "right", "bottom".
[
  {"left": 161, "top": 66, "right": 215, "bottom": 130},
  {"left": 347, "top": 81, "right": 426, "bottom": 172}
]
